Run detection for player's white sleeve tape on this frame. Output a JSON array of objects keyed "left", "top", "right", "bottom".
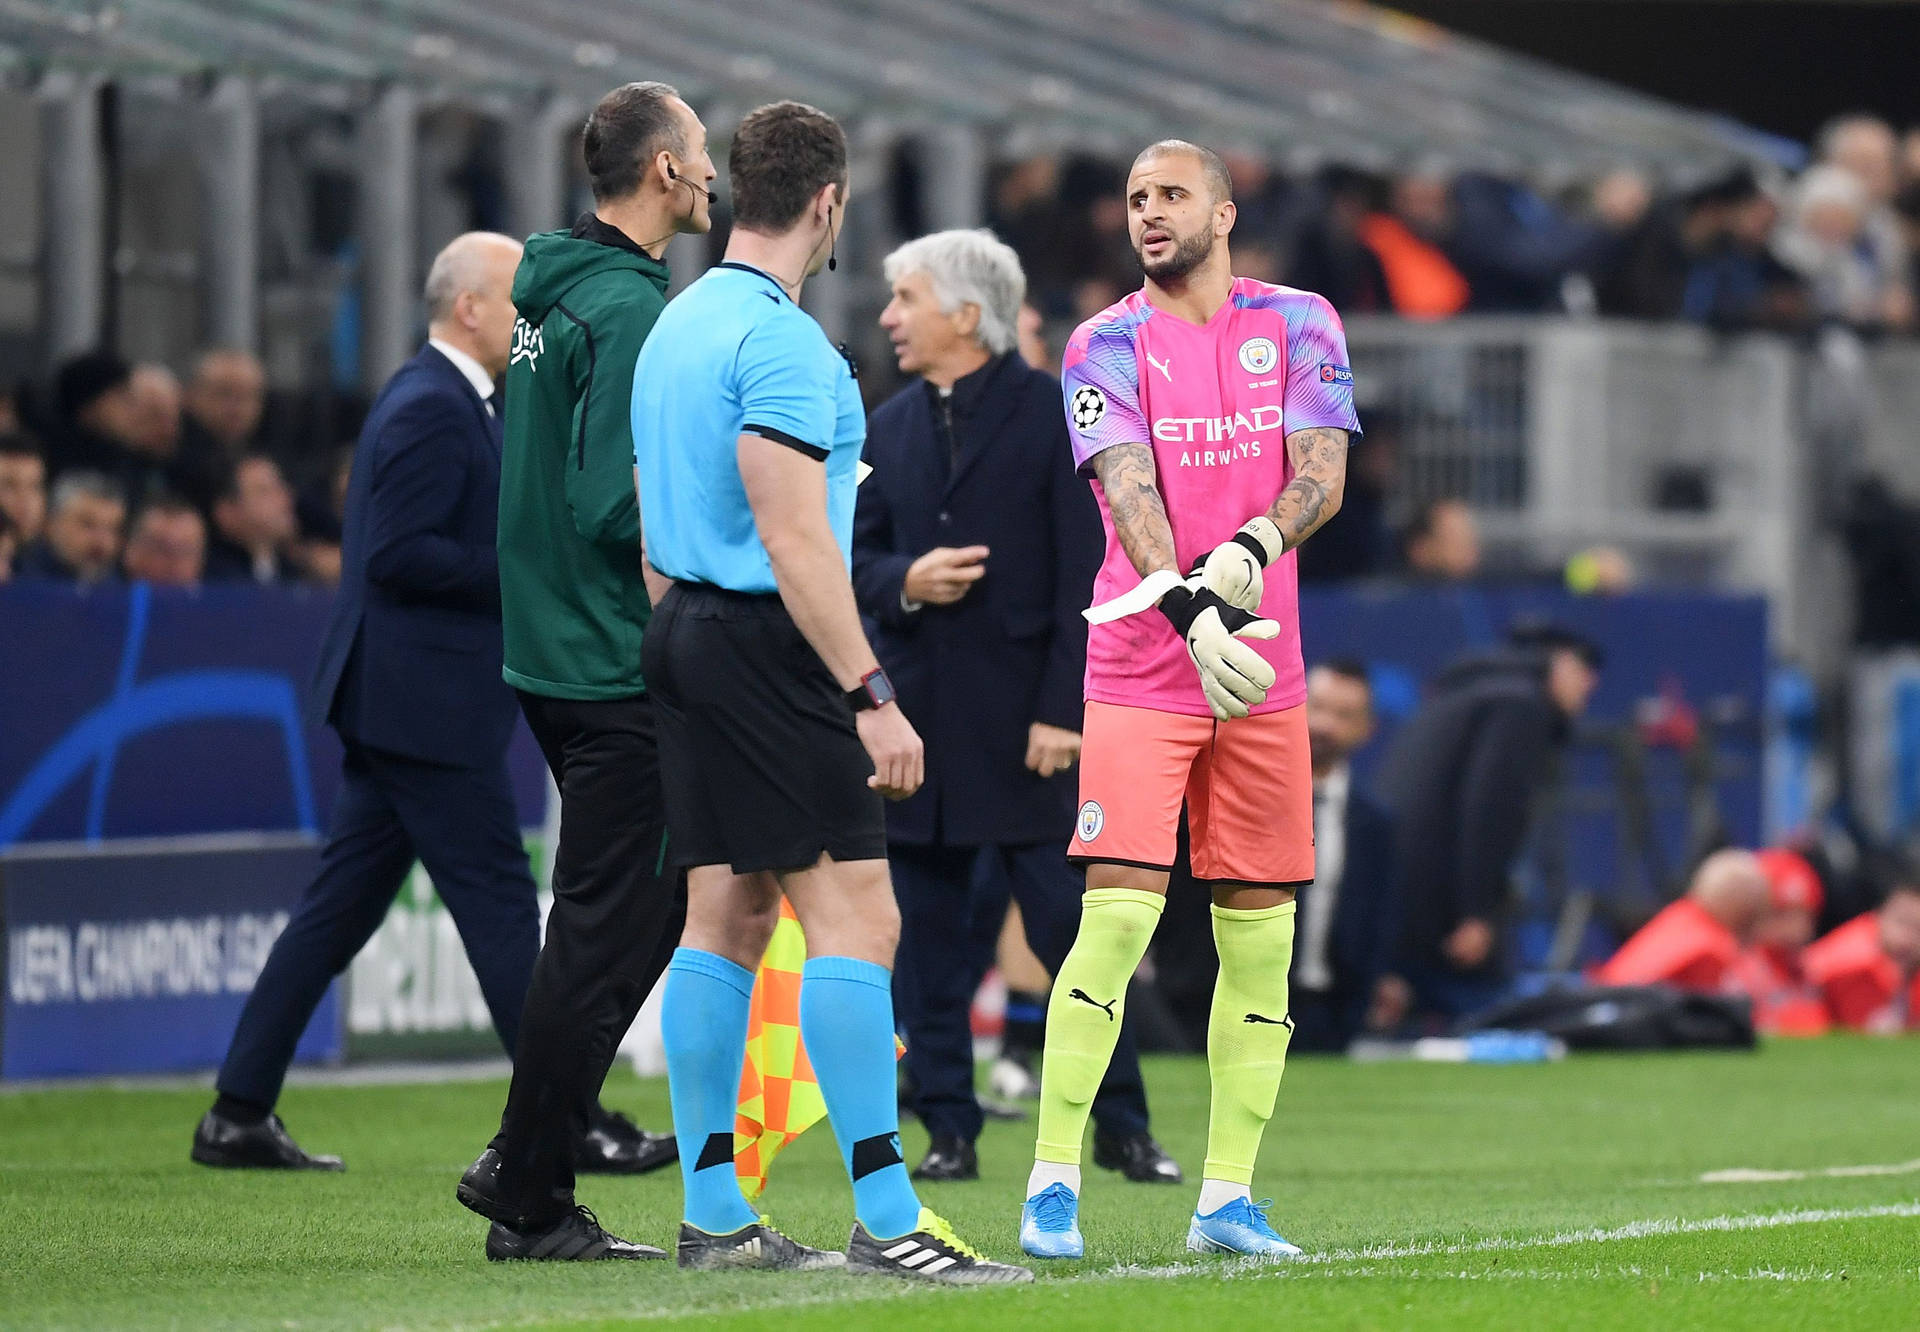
[{"left": 1083, "top": 568, "right": 1187, "bottom": 625}]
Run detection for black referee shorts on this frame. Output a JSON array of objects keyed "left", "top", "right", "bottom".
[{"left": 642, "top": 581, "right": 887, "bottom": 874}]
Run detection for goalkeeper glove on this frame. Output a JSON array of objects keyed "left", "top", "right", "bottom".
[
  {"left": 1158, "top": 584, "right": 1280, "bottom": 720},
  {"left": 1190, "top": 517, "right": 1286, "bottom": 612}
]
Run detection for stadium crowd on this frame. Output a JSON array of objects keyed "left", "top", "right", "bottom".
[{"left": 993, "top": 115, "right": 1920, "bottom": 336}]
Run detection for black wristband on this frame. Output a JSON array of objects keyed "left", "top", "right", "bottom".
[
  {"left": 1231, "top": 530, "right": 1273, "bottom": 566},
  {"left": 1157, "top": 583, "right": 1223, "bottom": 638}
]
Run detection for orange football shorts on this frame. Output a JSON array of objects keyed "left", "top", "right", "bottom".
[{"left": 1067, "top": 699, "right": 1314, "bottom": 887}]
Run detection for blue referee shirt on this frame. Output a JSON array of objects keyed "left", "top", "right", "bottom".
[{"left": 631, "top": 262, "right": 865, "bottom": 594}]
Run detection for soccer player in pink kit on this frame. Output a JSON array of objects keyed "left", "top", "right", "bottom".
[{"left": 1019, "top": 141, "right": 1358, "bottom": 1261}]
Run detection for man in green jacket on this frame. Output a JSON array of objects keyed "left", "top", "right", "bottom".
[{"left": 459, "top": 80, "right": 716, "bottom": 1262}]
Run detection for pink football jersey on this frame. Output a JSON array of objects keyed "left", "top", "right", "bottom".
[{"left": 1061, "top": 277, "right": 1360, "bottom": 717}]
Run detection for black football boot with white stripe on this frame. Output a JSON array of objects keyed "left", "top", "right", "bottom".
[
  {"left": 846, "top": 1207, "right": 1034, "bottom": 1284},
  {"left": 484, "top": 1204, "right": 667, "bottom": 1262},
  {"left": 677, "top": 1218, "right": 847, "bottom": 1271}
]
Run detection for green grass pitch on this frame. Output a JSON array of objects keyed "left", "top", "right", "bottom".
[{"left": 2, "top": 1039, "right": 1916, "bottom": 1329}]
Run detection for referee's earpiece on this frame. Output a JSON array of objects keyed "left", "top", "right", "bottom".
[
  {"left": 666, "top": 162, "right": 718, "bottom": 205},
  {"left": 827, "top": 204, "right": 838, "bottom": 272}
]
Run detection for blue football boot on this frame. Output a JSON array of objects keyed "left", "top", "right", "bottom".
[
  {"left": 1185, "top": 1197, "right": 1303, "bottom": 1257},
  {"left": 1018, "top": 1182, "right": 1084, "bottom": 1259}
]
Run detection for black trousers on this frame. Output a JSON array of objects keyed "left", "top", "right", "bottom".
[
  {"left": 217, "top": 742, "right": 538, "bottom": 1108},
  {"left": 891, "top": 841, "right": 1151, "bottom": 1146},
  {"left": 490, "top": 691, "right": 685, "bottom": 1224}
]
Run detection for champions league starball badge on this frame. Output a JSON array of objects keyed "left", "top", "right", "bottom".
[{"left": 1070, "top": 385, "right": 1108, "bottom": 432}]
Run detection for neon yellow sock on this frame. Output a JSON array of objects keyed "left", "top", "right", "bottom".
[
  {"left": 1034, "top": 887, "right": 1165, "bottom": 1166},
  {"left": 1203, "top": 900, "right": 1297, "bottom": 1186}
]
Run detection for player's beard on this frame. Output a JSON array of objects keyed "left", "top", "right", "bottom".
[{"left": 1136, "top": 226, "right": 1214, "bottom": 283}]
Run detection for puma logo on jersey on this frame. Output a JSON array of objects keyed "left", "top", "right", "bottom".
[
  {"left": 1145, "top": 349, "right": 1173, "bottom": 382},
  {"left": 1069, "top": 988, "right": 1118, "bottom": 1021},
  {"left": 1243, "top": 1012, "right": 1294, "bottom": 1030}
]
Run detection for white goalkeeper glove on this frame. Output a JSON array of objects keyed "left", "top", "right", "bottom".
[
  {"left": 1190, "top": 517, "right": 1286, "bottom": 612},
  {"left": 1157, "top": 583, "right": 1280, "bottom": 720}
]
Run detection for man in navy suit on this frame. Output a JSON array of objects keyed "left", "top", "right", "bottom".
[
  {"left": 192, "top": 233, "right": 537, "bottom": 1170},
  {"left": 853, "top": 230, "right": 1179, "bottom": 1184},
  {"left": 1289, "top": 660, "right": 1407, "bottom": 1052}
]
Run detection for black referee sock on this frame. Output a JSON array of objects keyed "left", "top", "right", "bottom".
[{"left": 212, "top": 1093, "right": 271, "bottom": 1126}]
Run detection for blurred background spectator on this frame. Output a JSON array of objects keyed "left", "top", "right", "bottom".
[
  {"left": 204, "top": 454, "right": 301, "bottom": 585},
  {"left": 1290, "top": 662, "right": 1405, "bottom": 1053},
  {"left": 1380, "top": 626, "right": 1602, "bottom": 1026},
  {"left": 1595, "top": 848, "right": 1769, "bottom": 992},
  {"left": 1804, "top": 876, "right": 1920, "bottom": 1033},
  {"left": 1401, "top": 498, "right": 1483, "bottom": 583},
  {"left": 121, "top": 493, "right": 208, "bottom": 589},
  {"left": 14, "top": 470, "right": 124, "bottom": 586},
  {"left": 0, "top": 436, "right": 47, "bottom": 547}
]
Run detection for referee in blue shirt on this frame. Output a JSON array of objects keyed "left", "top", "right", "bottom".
[{"left": 632, "top": 101, "right": 1028, "bottom": 1285}]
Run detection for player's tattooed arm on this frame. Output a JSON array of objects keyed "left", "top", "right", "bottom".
[
  {"left": 1090, "top": 443, "right": 1180, "bottom": 577},
  {"left": 1267, "top": 427, "right": 1349, "bottom": 552}
]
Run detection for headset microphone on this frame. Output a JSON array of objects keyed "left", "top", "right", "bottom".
[
  {"left": 665, "top": 163, "right": 717, "bottom": 204},
  {"left": 827, "top": 205, "right": 838, "bottom": 272}
]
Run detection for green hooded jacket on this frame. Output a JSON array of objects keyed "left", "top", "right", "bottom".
[{"left": 498, "top": 215, "right": 669, "bottom": 699}]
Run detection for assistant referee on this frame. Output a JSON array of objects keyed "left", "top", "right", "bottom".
[{"left": 631, "top": 101, "right": 1029, "bottom": 1284}]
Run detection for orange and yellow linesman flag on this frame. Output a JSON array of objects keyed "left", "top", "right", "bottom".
[{"left": 733, "top": 897, "right": 904, "bottom": 1200}]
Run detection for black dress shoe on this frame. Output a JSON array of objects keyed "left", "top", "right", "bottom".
[
  {"left": 911, "top": 1135, "right": 978, "bottom": 1181},
  {"left": 575, "top": 1108, "right": 677, "bottom": 1176},
  {"left": 457, "top": 1147, "right": 507, "bottom": 1220},
  {"left": 1092, "top": 1129, "right": 1183, "bottom": 1183},
  {"left": 485, "top": 1205, "right": 666, "bottom": 1261},
  {"left": 191, "top": 1110, "right": 344, "bottom": 1171}
]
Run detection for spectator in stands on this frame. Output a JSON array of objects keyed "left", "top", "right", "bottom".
[
  {"left": 293, "top": 444, "right": 353, "bottom": 586},
  {"left": 1596, "top": 168, "right": 1800, "bottom": 327},
  {"left": 1813, "top": 114, "right": 1914, "bottom": 331},
  {"left": 1380, "top": 625, "right": 1602, "bottom": 1023},
  {"left": 1401, "top": 497, "right": 1481, "bottom": 581},
  {"left": 0, "top": 434, "right": 47, "bottom": 544},
  {"left": 1903, "top": 126, "right": 1920, "bottom": 190},
  {"left": 128, "top": 365, "right": 184, "bottom": 462},
  {"left": 1359, "top": 168, "right": 1469, "bottom": 320},
  {"left": 1290, "top": 661, "right": 1405, "bottom": 1052},
  {"left": 204, "top": 454, "right": 299, "bottom": 584},
  {"left": 1446, "top": 171, "right": 1625, "bottom": 313},
  {"left": 121, "top": 494, "right": 207, "bottom": 588},
  {"left": 1595, "top": 849, "right": 1769, "bottom": 990},
  {"left": 854, "top": 229, "right": 1177, "bottom": 1184},
  {"left": 1565, "top": 545, "right": 1636, "bottom": 596},
  {"left": 13, "top": 470, "right": 125, "bottom": 586},
  {"left": 1285, "top": 165, "right": 1391, "bottom": 315},
  {"left": 0, "top": 508, "right": 15, "bottom": 581},
  {"left": 45, "top": 351, "right": 140, "bottom": 478},
  {"left": 1804, "top": 879, "right": 1920, "bottom": 1033},
  {"left": 1775, "top": 165, "right": 1892, "bottom": 328},
  {"left": 184, "top": 349, "right": 268, "bottom": 456},
  {"left": 1735, "top": 847, "right": 1831, "bottom": 1035}
]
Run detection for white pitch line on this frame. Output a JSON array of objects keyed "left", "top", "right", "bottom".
[
  {"left": 1700, "top": 1159, "right": 1920, "bottom": 1184},
  {"left": 1097, "top": 1200, "right": 1920, "bottom": 1282}
]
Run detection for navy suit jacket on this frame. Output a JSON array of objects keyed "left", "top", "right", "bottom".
[
  {"left": 306, "top": 345, "right": 517, "bottom": 770},
  {"left": 1325, "top": 789, "right": 1402, "bottom": 1007},
  {"left": 853, "top": 353, "right": 1102, "bottom": 847}
]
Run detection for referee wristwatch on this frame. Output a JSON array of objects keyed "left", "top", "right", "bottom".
[{"left": 846, "top": 667, "right": 898, "bottom": 711}]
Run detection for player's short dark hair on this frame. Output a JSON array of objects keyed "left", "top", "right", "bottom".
[
  {"left": 214, "top": 451, "right": 279, "bottom": 505},
  {"left": 582, "top": 81, "right": 685, "bottom": 202},
  {"left": 132, "top": 491, "right": 201, "bottom": 528},
  {"left": 1313, "top": 657, "right": 1373, "bottom": 695},
  {"left": 1508, "top": 620, "right": 1605, "bottom": 671},
  {"left": 1133, "top": 139, "right": 1234, "bottom": 204},
  {"left": 0, "top": 431, "right": 42, "bottom": 463},
  {"left": 729, "top": 101, "right": 847, "bottom": 233}
]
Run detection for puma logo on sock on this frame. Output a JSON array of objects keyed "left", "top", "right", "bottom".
[
  {"left": 1243, "top": 1012, "right": 1294, "bottom": 1030},
  {"left": 1069, "top": 988, "right": 1117, "bottom": 1021}
]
